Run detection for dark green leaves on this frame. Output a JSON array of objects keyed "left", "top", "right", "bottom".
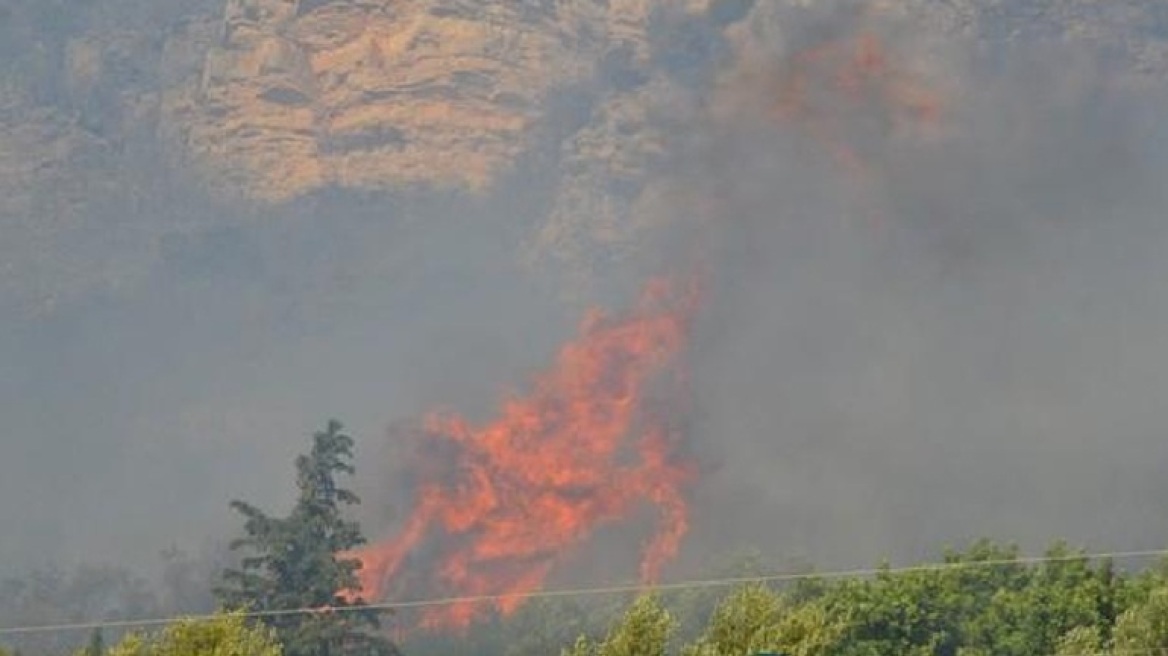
[{"left": 217, "top": 421, "right": 396, "bottom": 656}]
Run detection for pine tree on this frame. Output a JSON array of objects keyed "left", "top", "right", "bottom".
[{"left": 217, "top": 420, "right": 396, "bottom": 656}]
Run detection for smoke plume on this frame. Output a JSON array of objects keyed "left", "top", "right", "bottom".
[{"left": 3, "top": 0, "right": 1168, "bottom": 633}]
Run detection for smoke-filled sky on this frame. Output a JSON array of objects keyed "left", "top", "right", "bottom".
[
  {"left": 4, "top": 0, "right": 1168, "bottom": 593},
  {"left": 676, "top": 34, "right": 1167, "bottom": 576},
  {"left": 665, "top": 7, "right": 1168, "bottom": 570}
]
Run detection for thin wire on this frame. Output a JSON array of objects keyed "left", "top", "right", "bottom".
[
  {"left": 1, "top": 548, "right": 1165, "bottom": 637},
  {"left": 1058, "top": 651, "right": 1168, "bottom": 656}
]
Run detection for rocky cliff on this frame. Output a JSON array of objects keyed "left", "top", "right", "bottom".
[
  {"left": 1, "top": 0, "right": 1166, "bottom": 312},
  {"left": 161, "top": 0, "right": 672, "bottom": 202}
]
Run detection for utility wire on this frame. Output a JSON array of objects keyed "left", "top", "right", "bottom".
[
  {"left": 1, "top": 547, "right": 1165, "bottom": 637},
  {"left": 1057, "top": 651, "right": 1168, "bottom": 656}
]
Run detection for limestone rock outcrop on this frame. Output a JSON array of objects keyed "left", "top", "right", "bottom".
[
  {"left": 162, "top": 0, "right": 678, "bottom": 202},
  {"left": 1, "top": 0, "right": 1166, "bottom": 312}
]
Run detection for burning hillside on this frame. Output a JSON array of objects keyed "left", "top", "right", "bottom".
[
  {"left": 350, "top": 276, "right": 702, "bottom": 629},
  {"left": 345, "top": 14, "right": 951, "bottom": 633}
]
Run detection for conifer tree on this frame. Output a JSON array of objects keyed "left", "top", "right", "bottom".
[{"left": 217, "top": 420, "right": 395, "bottom": 656}]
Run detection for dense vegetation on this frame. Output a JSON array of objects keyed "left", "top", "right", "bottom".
[
  {"left": 214, "top": 420, "right": 395, "bottom": 656},
  {"left": 556, "top": 543, "right": 1168, "bottom": 656},
  {"left": 389, "top": 541, "right": 1168, "bottom": 656},
  {"left": 104, "top": 613, "right": 280, "bottom": 656},
  {"left": 8, "top": 542, "right": 1168, "bottom": 656},
  {"left": 5, "top": 421, "right": 1168, "bottom": 656}
]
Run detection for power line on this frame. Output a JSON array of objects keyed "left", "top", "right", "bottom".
[
  {"left": 1, "top": 547, "right": 1165, "bottom": 637},
  {"left": 1058, "top": 651, "right": 1168, "bottom": 656}
]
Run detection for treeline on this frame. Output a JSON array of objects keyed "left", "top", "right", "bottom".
[
  {"left": 8, "top": 541, "right": 1168, "bottom": 656},
  {"left": 391, "top": 541, "right": 1168, "bottom": 656},
  {"left": 556, "top": 543, "right": 1168, "bottom": 656},
  {"left": 5, "top": 420, "right": 1168, "bottom": 656}
]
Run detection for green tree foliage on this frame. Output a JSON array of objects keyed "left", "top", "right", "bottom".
[
  {"left": 664, "top": 548, "right": 787, "bottom": 645},
  {"left": 1055, "top": 625, "right": 1104, "bottom": 656},
  {"left": 683, "top": 584, "right": 843, "bottom": 656},
  {"left": 1051, "top": 582, "right": 1168, "bottom": 656},
  {"left": 556, "top": 540, "right": 1160, "bottom": 656},
  {"left": 106, "top": 613, "right": 280, "bottom": 656},
  {"left": 1112, "top": 585, "right": 1168, "bottom": 654},
  {"left": 217, "top": 420, "right": 395, "bottom": 656},
  {"left": 792, "top": 541, "right": 1116, "bottom": 656},
  {"left": 564, "top": 595, "right": 675, "bottom": 656},
  {"left": 682, "top": 584, "right": 785, "bottom": 656},
  {"left": 964, "top": 543, "right": 1113, "bottom": 656}
]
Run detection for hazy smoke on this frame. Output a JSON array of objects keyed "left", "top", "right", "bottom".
[
  {"left": 664, "top": 2, "right": 1168, "bottom": 570},
  {"left": 3, "top": 0, "right": 1168, "bottom": 610}
]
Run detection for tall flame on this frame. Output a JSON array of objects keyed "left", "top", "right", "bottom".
[
  {"left": 346, "top": 12, "right": 946, "bottom": 633},
  {"left": 351, "top": 276, "right": 702, "bottom": 629}
]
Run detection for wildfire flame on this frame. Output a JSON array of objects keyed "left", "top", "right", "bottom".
[
  {"left": 343, "top": 11, "right": 946, "bottom": 633},
  {"left": 771, "top": 26, "right": 944, "bottom": 177},
  {"left": 350, "top": 276, "right": 702, "bottom": 629}
]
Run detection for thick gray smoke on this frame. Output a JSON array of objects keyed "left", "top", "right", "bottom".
[
  {"left": 667, "top": 2, "right": 1168, "bottom": 571},
  {"left": 0, "top": 189, "right": 572, "bottom": 577},
  {"left": 2, "top": 0, "right": 1168, "bottom": 610}
]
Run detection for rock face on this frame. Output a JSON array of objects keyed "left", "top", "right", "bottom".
[
  {"left": 1, "top": 0, "right": 1167, "bottom": 311},
  {"left": 162, "top": 0, "right": 672, "bottom": 203},
  {"left": 0, "top": 84, "right": 109, "bottom": 312}
]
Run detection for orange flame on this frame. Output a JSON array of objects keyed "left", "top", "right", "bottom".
[
  {"left": 763, "top": 23, "right": 945, "bottom": 230},
  {"left": 350, "top": 276, "right": 702, "bottom": 629},
  {"left": 775, "top": 28, "right": 943, "bottom": 168}
]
